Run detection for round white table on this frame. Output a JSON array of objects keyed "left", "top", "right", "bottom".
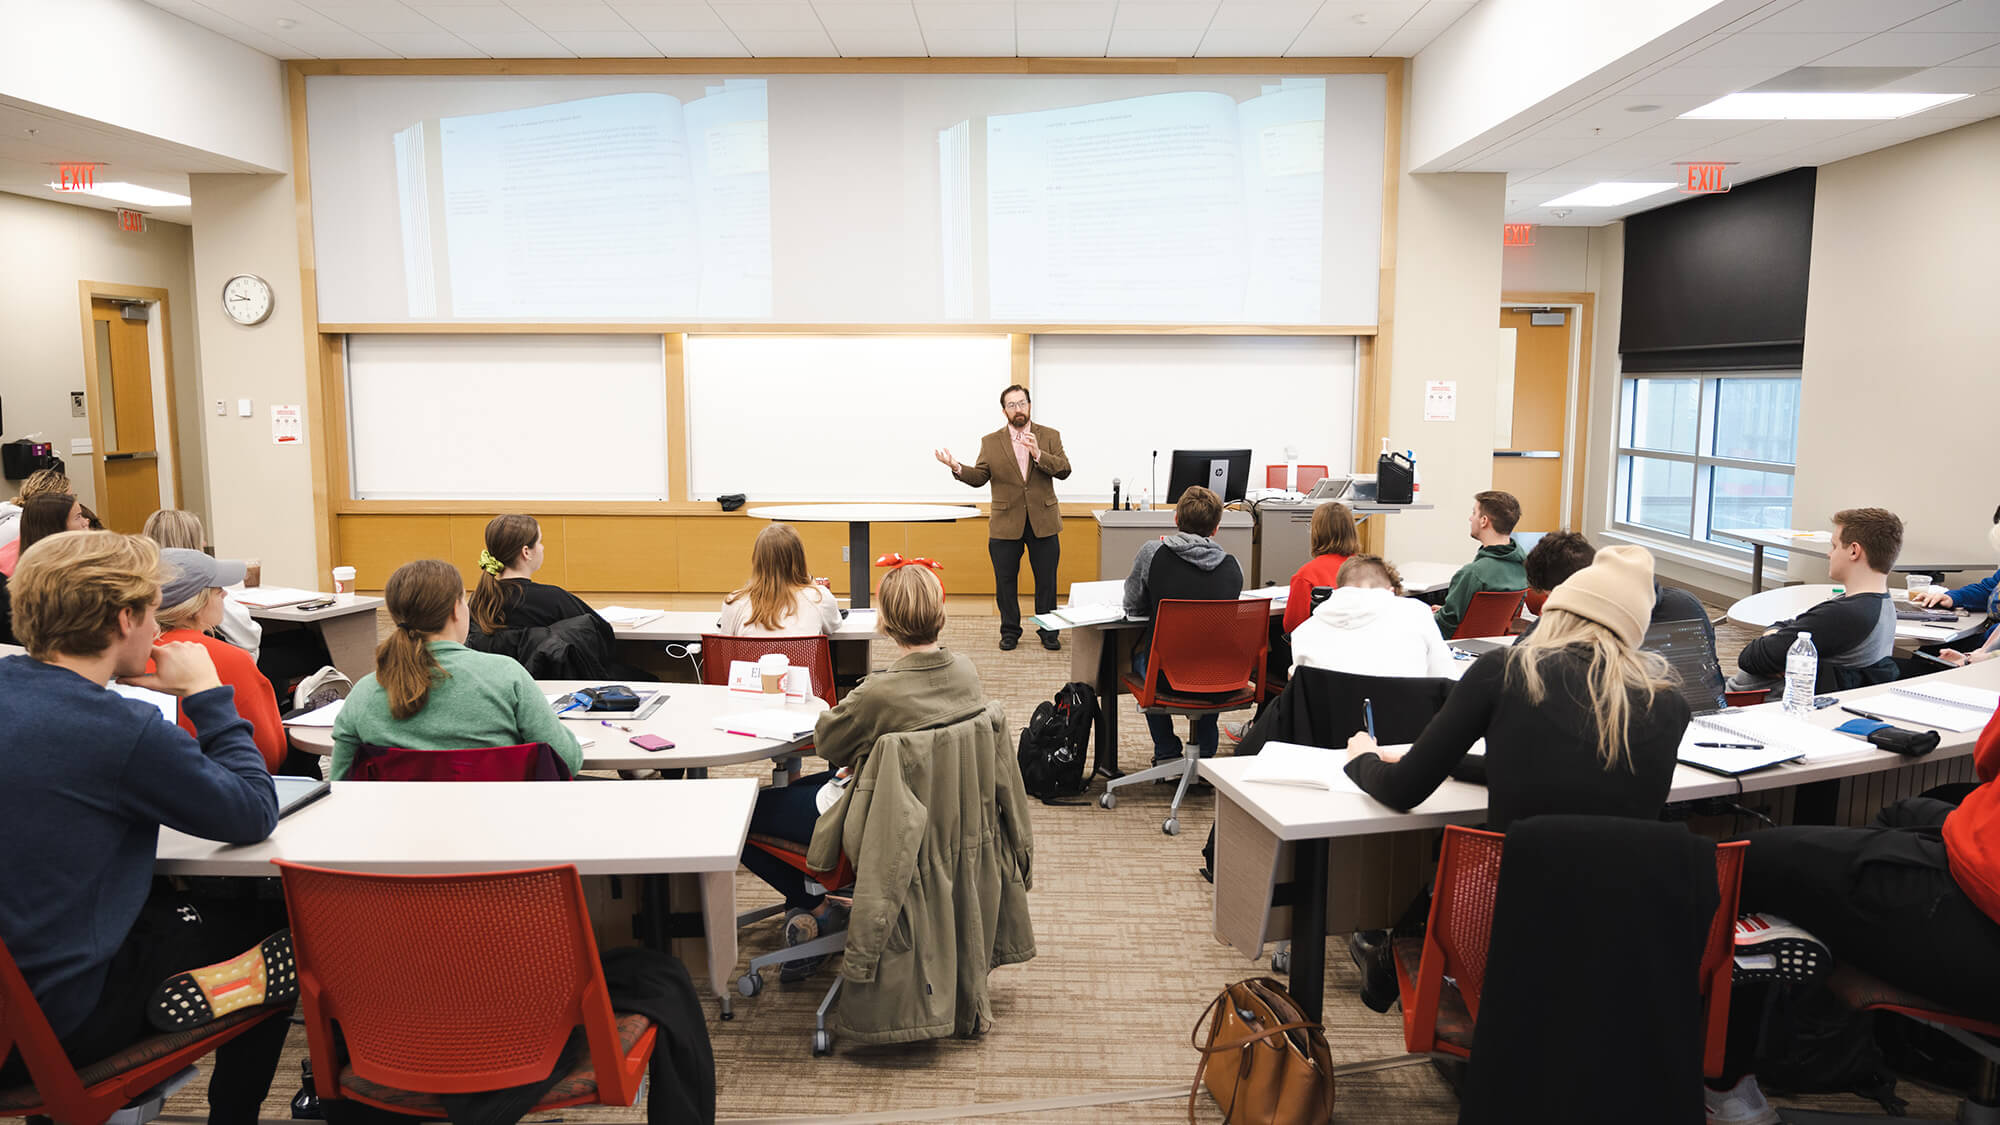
[
  {"left": 747, "top": 503, "right": 980, "bottom": 608},
  {"left": 1727, "top": 584, "right": 1839, "bottom": 629}
]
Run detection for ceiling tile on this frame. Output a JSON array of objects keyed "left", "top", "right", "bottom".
[
  {"left": 1896, "top": 0, "right": 2000, "bottom": 33},
  {"left": 827, "top": 27, "right": 927, "bottom": 52},
  {"left": 1287, "top": 28, "right": 1392, "bottom": 54},
  {"left": 1623, "top": 63, "right": 1794, "bottom": 95},
  {"left": 1814, "top": 31, "right": 2000, "bottom": 65},
  {"left": 613, "top": 4, "right": 727, "bottom": 30},
  {"left": 306, "top": 5, "right": 446, "bottom": 33},
  {"left": 362, "top": 29, "right": 485, "bottom": 53},
  {"left": 1106, "top": 26, "right": 1203, "bottom": 53},
  {"left": 1015, "top": 28, "right": 1108, "bottom": 53},
  {"left": 1195, "top": 27, "right": 1300, "bottom": 53},
  {"left": 1746, "top": 0, "right": 1953, "bottom": 34},
  {"left": 548, "top": 29, "right": 661, "bottom": 52},
  {"left": 639, "top": 28, "right": 749, "bottom": 52},
  {"left": 458, "top": 29, "right": 574, "bottom": 53},
  {"left": 1206, "top": 3, "right": 1314, "bottom": 32},
  {"left": 1016, "top": 2, "right": 1114, "bottom": 29},
  {"left": 1950, "top": 39, "right": 2000, "bottom": 63},
  {"left": 1685, "top": 32, "right": 1867, "bottom": 67},
  {"left": 1396, "top": 0, "right": 1474, "bottom": 32},
  {"left": 1877, "top": 64, "right": 2000, "bottom": 90},
  {"left": 921, "top": 27, "right": 1015, "bottom": 53},
  {"left": 511, "top": 4, "right": 630, "bottom": 31},
  {"left": 916, "top": 2, "right": 1011, "bottom": 29},
  {"left": 1921, "top": 87, "right": 2000, "bottom": 112},
  {"left": 732, "top": 28, "right": 840, "bottom": 52},
  {"left": 1634, "top": 116, "right": 1772, "bottom": 141},
  {"left": 410, "top": 4, "right": 536, "bottom": 33},
  {"left": 274, "top": 28, "right": 402, "bottom": 55},
  {"left": 1114, "top": 2, "right": 1216, "bottom": 30},
  {"left": 714, "top": 3, "right": 821, "bottom": 29},
  {"left": 814, "top": 2, "right": 919, "bottom": 30},
  {"left": 1374, "top": 22, "right": 1448, "bottom": 55},
  {"left": 194, "top": 0, "right": 319, "bottom": 23}
]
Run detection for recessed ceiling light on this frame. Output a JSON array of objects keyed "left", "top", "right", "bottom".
[
  {"left": 1681, "top": 91, "right": 1969, "bottom": 119},
  {"left": 1540, "top": 182, "right": 1677, "bottom": 208},
  {"left": 45, "top": 181, "right": 191, "bottom": 208},
  {"left": 1626, "top": 104, "right": 1662, "bottom": 112}
]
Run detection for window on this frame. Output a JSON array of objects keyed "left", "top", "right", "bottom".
[{"left": 1613, "top": 372, "right": 1800, "bottom": 554}]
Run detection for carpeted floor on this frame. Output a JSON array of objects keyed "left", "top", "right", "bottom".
[{"left": 158, "top": 599, "right": 1961, "bottom": 1122}]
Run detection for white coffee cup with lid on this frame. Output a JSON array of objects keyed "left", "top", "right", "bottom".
[{"left": 331, "top": 566, "right": 356, "bottom": 594}]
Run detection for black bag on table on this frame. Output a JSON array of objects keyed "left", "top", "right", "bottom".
[{"left": 1017, "top": 681, "right": 1096, "bottom": 804}]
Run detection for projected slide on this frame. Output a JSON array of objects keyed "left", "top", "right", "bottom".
[
  {"left": 975, "top": 81, "right": 1326, "bottom": 323},
  {"left": 393, "top": 85, "right": 771, "bottom": 319}
]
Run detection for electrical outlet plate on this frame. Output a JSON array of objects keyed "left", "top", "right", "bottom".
[
  {"left": 841, "top": 546, "right": 850, "bottom": 562},
  {"left": 69, "top": 391, "right": 86, "bottom": 418}
]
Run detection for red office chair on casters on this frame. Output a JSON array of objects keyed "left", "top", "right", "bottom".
[
  {"left": 1452, "top": 590, "right": 1528, "bottom": 640},
  {"left": 1265, "top": 464, "right": 1330, "bottom": 491},
  {"left": 733, "top": 838, "right": 855, "bottom": 1057},
  {"left": 348, "top": 742, "right": 572, "bottom": 781},
  {"left": 1824, "top": 967, "right": 2000, "bottom": 1124},
  {"left": 0, "top": 936, "right": 285, "bottom": 1125},
  {"left": 1101, "top": 599, "right": 1268, "bottom": 836},
  {"left": 274, "top": 862, "right": 657, "bottom": 1118}
]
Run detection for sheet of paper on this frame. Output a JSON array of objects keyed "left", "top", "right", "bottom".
[
  {"left": 284, "top": 698, "right": 345, "bottom": 727},
  {"left": 110, "top": 683, "right": 177, "bottom": 723},
  {"left": 1240, "top": 586, "right": 1288, "bottom": 601},
  {"left": 712, "top": 710, "right": 818, "bottom": 741},
  {"left": 1049, "top": 604, "right": 1126, "bottom": 628},
  {"left": 233, "top": 587, "right": 325, "bottom": 609},
  {"left": 595, "top": 605, "right": 663, "bottom": 627},
  {"left": 1068, "top": 580, "right": 1126, "bottom": 607},
  {"left": 1241, "top": 740, "right": 1367, "bottom": 793}
]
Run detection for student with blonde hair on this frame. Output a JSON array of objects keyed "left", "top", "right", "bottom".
[
  {"left": 155, "top": 549, "right": 286, "bottom": 771},
  {"left": 330, "top": 559, "right": 581, "bottom": 781},
  {"left": 1282, "top": 501, "right": 1361, "bottom": 634},
  {"left": 142, "top": 508, "right": 262, "bottom": 658},
  {"left": 720, "top": 523, "right": 841, "bottom": 636}
]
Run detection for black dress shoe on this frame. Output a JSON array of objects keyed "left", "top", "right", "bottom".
[
  {"left": 1040, "top": 632, "right": 1062, "bottom": 651},
  {"left": 999, "top": 635, "right": 1019, "bottom": 651},
  {"left": 1348, "top": 929, "right": 1399, "bottom": 1014}
]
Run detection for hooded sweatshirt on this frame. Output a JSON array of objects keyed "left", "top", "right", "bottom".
[
  {"left": 1436, "top": 538, "right": 1529, "bottom": 636},
  {"left": 1122, "top": 532, "right": 1244, "bottom": 656},
  {"left": 1290, "top": 586, "right": 1458, "bottom": 678}
]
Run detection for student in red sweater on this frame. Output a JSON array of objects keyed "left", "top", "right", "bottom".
[
  {"left": 157, "top": 549, "right": 286, "bottom": 772},
  {"left": 1282, "top": 501, "right": 1361, "bottom": 634}
]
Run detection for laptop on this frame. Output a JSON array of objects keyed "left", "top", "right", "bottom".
[
  {"left": 273, "top": 775, "right": 332, "bottom": 819},
  {"left": 1642, "top": 616, "right": 1729, "bottom": 718}
]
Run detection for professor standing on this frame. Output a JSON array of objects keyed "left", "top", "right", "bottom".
[{"left": 935, "top": 384, "right": 1071, "bottom": 651}]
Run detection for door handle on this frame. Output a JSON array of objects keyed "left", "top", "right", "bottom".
[
  {"left": 102, "top": 451, "right": 159, "bottom": 461},
  {"left": 1493, "top": 450, "right": 1560, "bottom": 459}
]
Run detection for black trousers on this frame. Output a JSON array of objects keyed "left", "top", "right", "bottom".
[
  {"left": 1721, "top": 797, "right": 2000, "bottom": 1080},
  {"left": 989, "top": 530, "right": 1060, "bottom": 640},
  {"left": 0, "top": 884, "right": 291, "bottom": 1125}
]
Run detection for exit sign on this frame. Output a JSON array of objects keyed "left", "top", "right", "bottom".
[
  {"left": 117, "top": 209, "right": 146, "bottom": 233},
  {"left": 1682, "top": 162, "right": 1731, "bottom": 194},
  {"left": 55, "top": 162, "right": 102, "bottom": 191},
  {"left": 1503, "top": 223, "right": 1536, "bottom": 247}
]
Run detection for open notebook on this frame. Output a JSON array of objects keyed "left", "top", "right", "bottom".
[
  {"left": 1847, "top": 683, "right": 1999, "bottom": 733},
  {"left": 1678, "top": 712, "right": 1875, "bottom": 776}
]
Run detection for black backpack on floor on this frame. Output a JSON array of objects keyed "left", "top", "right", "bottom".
[{"left": 1018, "top": 682, "right": 1097, "bottom": 804}]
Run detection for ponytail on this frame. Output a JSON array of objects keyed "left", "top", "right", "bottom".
[
  {"left": 376, "top": 559, "right": 463, "bottom": 720},
  {"left": 468, "top": 514, "right": 540, "bottom": 633}
]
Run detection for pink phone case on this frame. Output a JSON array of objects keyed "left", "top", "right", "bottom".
[{"left": 630, "top": 734, "right": 674, "bottom": 752}]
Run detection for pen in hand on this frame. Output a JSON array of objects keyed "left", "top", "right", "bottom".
[
  {"left": 1362, "top": 698, "right": 1377, "bottom": 739},
  {"left": 600, "top": 719, "right": 634, "bottom": 733}
]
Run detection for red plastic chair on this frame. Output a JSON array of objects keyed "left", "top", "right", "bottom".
[
  {"left": 1452, "top": 589, "right": 1528, "bottom": 640},
  {"left": 1265, "top": 465, "right": 1330, "bottom": 490},
  {"left": 1827, "top": 965, "right": 2000, "bottom": 1116},
  {"left": 348, "top": 742, "right": 571, "bottom": 781},
  {"left": 700, "top": 634, "right": 836, "bottom": 707},
  {"left": 274, "top": 862, "right": 654, "bottom": 1118},
  {"left": 1724, "top": 689, "right": 1769, "bottom": 708},
  {"left": 1522, "top": 588, "right": 1549, "bottom": 617},
  {"left": 1103, "top": 599, "right": 1270, "bottom": 836},
  {"left": 1394, "top": 826, "right": 1747, "bottom": 1077},
  {"left": 0, "top": 934, "right": 284, "bottom": 1125}
]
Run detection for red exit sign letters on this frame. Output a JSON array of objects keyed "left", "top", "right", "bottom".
[
  {"left": 1503, "top": 223, "right": 1536, "bottom": 247},
  {"left": 55, "top": 162, "right": 103, "bottom": 191},
  {"left": 1682, "top": 163, "right": 1730, "bottom": 194}
]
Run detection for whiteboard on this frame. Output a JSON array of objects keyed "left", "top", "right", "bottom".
[
  {"left": 1031, "top": 336, "right": 1357, "bottom": 503},
  {"left": 684, "top": 335, "right": 1011, "bottom": 503},
  {"left": 346, "top": 335, "right": 669, "bottom": 501}
]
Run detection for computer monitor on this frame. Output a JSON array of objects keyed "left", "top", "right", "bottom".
[
  {"left": 1642, "top": 615, "right": 1728, "bottom": 717},
  {"left": 1165, "top": 449, "right": 1252, "bottom": 504}
]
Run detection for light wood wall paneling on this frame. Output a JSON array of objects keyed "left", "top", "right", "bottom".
[
  {"left": 567, "top": 516, "right": 680, "bottom": 591},
  {"left": 675, "top": 517, "right": 850, "bottom": 596},
  {"left": 446, "top": 513, "right": 573, "bottom": 589},
  {"left": 336, "top": 515, "right": 452, "bottom": 589}
]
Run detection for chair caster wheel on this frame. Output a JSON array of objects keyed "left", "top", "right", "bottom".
[
  {"left": 1099, "top": 792, "right": 1116, "bottom": 809},
  {"left": 738, "top": 972, "right": 763, "bottom": 998},
  {"left": 1272, "top": 951, "right": 1291, "bottom": 973},
  {"left": 1163, "top": 817, "right": 1179, "bottom": 836},
  {"left": 812, "top": 1030, "right": 832, "bottom": 1057}
]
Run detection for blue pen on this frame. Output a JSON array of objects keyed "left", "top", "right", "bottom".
[{"left": 1362, "top": 698, "right": 1377, "bottom": 739}]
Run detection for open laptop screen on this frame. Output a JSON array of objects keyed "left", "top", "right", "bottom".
[{"left": 1643, "top": 616, "right": 1728, "bottom": 718}]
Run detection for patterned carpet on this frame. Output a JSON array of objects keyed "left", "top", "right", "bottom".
[{"left": 156, "top": 598, "right": 1961, "bottom": 1122}]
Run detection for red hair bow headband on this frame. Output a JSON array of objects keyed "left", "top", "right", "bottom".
[{"left": 873, "top": 553, "right": 945, "bottom": 599}]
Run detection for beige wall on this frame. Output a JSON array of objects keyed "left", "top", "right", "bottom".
[
  {"left": 187, "top": 172, "right": 321, "bottom": 589},
  {"left": 1792, "top": 116, "right": 2000, "bottom": 587},
  {"left": 1500, "top": 225, "right": 1592, "bottom": 293},
  {"left": 0, "top": 192, "right": 207, "bottom": 520}
]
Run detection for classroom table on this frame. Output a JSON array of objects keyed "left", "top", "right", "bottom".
[
  {"left": 243, "top": 593, "right": 385, "bottom": 681},
  {"left": 1714, "top": 527, "right": 1991, "bottom": 595},
  {"left": 1208, "top": 658, "right": 2000, "bottom": 1021},
  {"left": 1394, "top": 561, "right": 1461, "bottom": 597},
  {"left": 286, "top": 681, "right": 827, "bottom": 775},
  {"left": 1727, "top": 584, "right": 1987, "bottom": 647},
  {"left": 746, "top": 504, "right": 980, "bottom": 609},
  {"left": 607, "top": 608, "right": 881, "bottom": 685},
  {"left": 156, "top": 778, "right": 757, "bottom": 1013}
]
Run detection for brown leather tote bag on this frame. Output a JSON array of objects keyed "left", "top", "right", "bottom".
[{"left": 1189, "top": 976, "right": 1335, "bottom": 1124}]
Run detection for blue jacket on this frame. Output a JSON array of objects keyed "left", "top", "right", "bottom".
[{"left": 1946, "top": 569, "right": 1999, "bottom": 646}]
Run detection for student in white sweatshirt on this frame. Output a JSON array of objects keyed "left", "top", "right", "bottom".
[{"left": 1289, "top": 554, "right": 1458, "bottom": 679}]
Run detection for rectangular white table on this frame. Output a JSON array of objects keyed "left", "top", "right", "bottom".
[
  {"left": 157, "top": 778, "right": 758, "bottom": 1012},
  {"left": 608, "top": 609, "right": 880, "bottom": 685},
  {"left": 1208, "top": 658, "right": 2000, "bottom": 1021},
  {"left": 1715, "top": 528, "right": 1991, "bottom": 595},
  {"left": 244, "top": 593, "right": 385, "bottom": 682}
]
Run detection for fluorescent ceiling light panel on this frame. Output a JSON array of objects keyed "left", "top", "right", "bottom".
[
  {"left": 1680, "top": 91, "right": 1968, "bottom": 119},
  {"left": 43, "top": 181, "right": 191, "bottom": 208},
  {"left": 1540, "top": 182, "right": 1677, "bottom": 208}
]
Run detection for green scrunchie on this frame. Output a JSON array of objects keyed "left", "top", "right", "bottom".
[{"left": 477, "top": 548, "right": 504, "bottom": 576}]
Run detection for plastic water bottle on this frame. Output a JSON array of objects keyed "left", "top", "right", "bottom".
[{"left": 1783, "top": 631, "right": 1818, "bottom": 716}]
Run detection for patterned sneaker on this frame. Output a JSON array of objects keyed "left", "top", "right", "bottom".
[
  {"left": 1704, "top": 1075, "right": 1779, "bottom": 1125},
  {"left": 1732, "top": 913, "right": 1830, "bottom": 984},
  {"left": 149, "top": 930, "right": 298, "bottom": 1031},
  {"left": 779, "top": 903, "right": 850, "bottom": 983}
]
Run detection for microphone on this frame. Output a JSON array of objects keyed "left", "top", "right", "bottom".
[{"left": 1111, "top": 477, "right": 1121, "bottom": 511}]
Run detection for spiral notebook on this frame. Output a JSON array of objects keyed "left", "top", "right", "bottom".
[
  {"left": 1848, "top": 684, "right": 2000, "bottom": 733},
  {"left": 1677, "top": 712, "right": 1874, "bottom": 776}
]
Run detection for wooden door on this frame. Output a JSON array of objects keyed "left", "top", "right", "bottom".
[
  {"left": 87, "top": 299, "right": 163, "bottom": 533},
  {"left": 1494, "top": 308, "right": 1572, "bottom": 533}
]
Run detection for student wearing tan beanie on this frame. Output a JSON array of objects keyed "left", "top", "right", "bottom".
[{"left": 1345, "top": 544, "right": 1690, "bottom": 828}]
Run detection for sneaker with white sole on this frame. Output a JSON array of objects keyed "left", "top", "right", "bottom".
[
  {"left": 1704, "top": 1075, "right": 1778, "bottom": 1125},
  {"left": 1732, "top": 912, "right": 1830, "bottom": 984}
]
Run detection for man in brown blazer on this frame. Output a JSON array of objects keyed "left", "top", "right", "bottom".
[{"left": 935, "top": 384, "right": 1071, "bottom": 650}]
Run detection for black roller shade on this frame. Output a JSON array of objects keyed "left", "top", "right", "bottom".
[{"left": 1620, "top": 166, "right": 1815, "bottom": 371}]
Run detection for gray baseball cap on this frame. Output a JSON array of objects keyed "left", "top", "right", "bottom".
[{"left": 160, "top": 548, "right": 247, "bottom": 607}]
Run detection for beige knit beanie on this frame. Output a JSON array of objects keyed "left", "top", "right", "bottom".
[{"left": 1542, "top": 543, "right": 1656, "bottom": 648}]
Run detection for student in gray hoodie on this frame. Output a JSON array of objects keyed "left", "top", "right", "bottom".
[{"left": 1122, "top": 486, "right": 1244, "bottom": 763}]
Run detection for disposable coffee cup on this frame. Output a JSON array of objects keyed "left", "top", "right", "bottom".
[
  {"left": 759, "top": 653, "right": 789, "bottom": 696},
  {"left": 243, "top": 558, "right": 262, "bottom": 588},
  {"left": 1906, "top": 574, "right": 1931, "bottom": 592},
  {"left": 331, "top": 565, "right": 356, "bottom": 595}
]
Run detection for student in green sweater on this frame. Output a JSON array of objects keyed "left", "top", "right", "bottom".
[
  {"left": 1435, "top": 490, "right": 1529, "bottom": 636},
  {"left": 330, "top": 559, "right": 582, "bottom": 780}
]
